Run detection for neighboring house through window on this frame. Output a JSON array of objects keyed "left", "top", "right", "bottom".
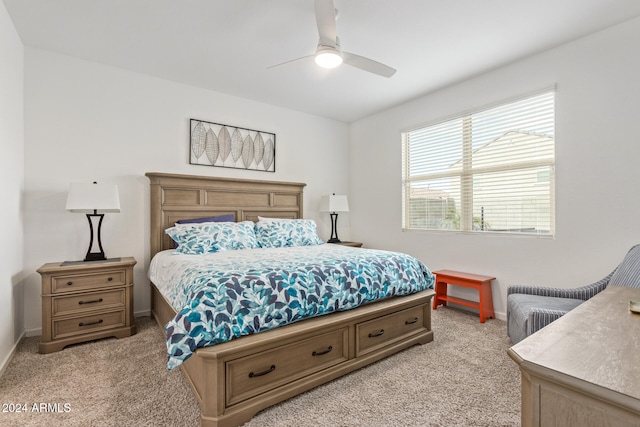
[{"left": 401, "top": 90, "right": 555, "bottom": 236}]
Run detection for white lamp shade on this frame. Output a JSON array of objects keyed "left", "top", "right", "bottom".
[
  {"left": 66, "top": 183, "right": 121, "bottom": 213},
  {"left": 320, "top": 194, "right": 349, "bottom": 213}
]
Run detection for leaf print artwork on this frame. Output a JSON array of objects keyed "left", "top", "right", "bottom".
[
  {"left": 241, "top": 134, "right": 254, "bottom": 168},
  {"left": 253, "top": 133, "right": 264, "bottom": 165},
  {"left": 205, "top": 128, "right": 219, "bottom": 164},
  {"left": 263, "top": 138, "right": 274, "bottom": 171},
  {"left": 230, "top": 128, "right": 243, "bottom": 162},
  {"left": 191, "top": 121, "right": 206, "bottom": 159},
  {"left": 218, "top": 126, "right": 231, "bottom": 161},
  {"left": 190, "top": 119, "right": 275, "bottom": 172}
]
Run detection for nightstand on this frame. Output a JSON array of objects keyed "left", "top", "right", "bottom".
[
  {"left": 330, "top": 241, "right": 363, "bottom": 247},
  {"left": 38, "top": 257, "right": 137, "bottom": 353}
]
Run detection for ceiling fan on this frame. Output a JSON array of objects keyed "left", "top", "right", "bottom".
[{"left": 268, "top": 0, "right": 396, "bottom": 78}]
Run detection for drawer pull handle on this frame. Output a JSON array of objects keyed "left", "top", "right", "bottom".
[
  {"left": 368, "top": 329, "right": 385, "bottom": 338},
  {"left": 67, "top": 281, "right": 73, "bottom": 286},
  {"left": 108, "top": 277, "right": 113, "bottom": 282},
  {"left": 249, "top": 365, "right": 276, "bottom": 378},
  {"left": 79, "top": 319, "right": 103, "bottom": 327},
  {"left": 312, "top": 346, "right": 333, "bottom": 356},
  {"left": 405, "top": 317, "right": 419, "bottom": 325},
  {"left": 79, "top": 298, "right": 104, "bottom": 305}
]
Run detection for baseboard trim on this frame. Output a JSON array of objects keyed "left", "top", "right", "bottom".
[
  {"left": 25, "top": 327, "right": 41, "bottom": 337},
  {"left": 439, "top": 303, "right": 506, "bottom": 321},
  {"left": 0, "top": 330, "right": 26, "bottom": 379}
]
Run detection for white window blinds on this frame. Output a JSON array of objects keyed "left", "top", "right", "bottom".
[{"left": 402, "top": 91, "right": 555, "bottom": 236}]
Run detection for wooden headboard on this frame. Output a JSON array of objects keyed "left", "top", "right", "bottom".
[{"left": 146, "top": 172, "right": 306, "bottom": 258}]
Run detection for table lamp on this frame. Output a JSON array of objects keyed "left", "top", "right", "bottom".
[
  {"left": 320, "top": 193, "right": 349, "bottom": 243},
  {"left": 66, "top": 182, "right": 120, "bottom": 261}
]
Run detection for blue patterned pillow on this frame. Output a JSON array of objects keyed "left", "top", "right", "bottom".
[
  {"left": 172, "top": 214, "right": 235, "bottom": 248},
  {"left": 166, "top": 221, "right": 259, "bottom": 254},
  {"left": 165, "top": 224, "right": 223, "bottom": 254},
  {"left": 255, "top": 219, "right": 325, "bottom": 248}
]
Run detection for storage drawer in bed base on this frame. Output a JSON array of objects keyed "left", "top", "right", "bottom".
[{"left": 150, "top": 283, "right": 435, "bottom": 427}]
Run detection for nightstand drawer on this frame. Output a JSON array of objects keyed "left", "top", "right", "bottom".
[
  {"left": 51, "top": 270, "right": 126, "bottom": 293},
  {"left": 52, "top": 310, "right": 126, "bottom": 339},
  {"left": 52, "top": 289, "right": 125, "bottom": 317}
]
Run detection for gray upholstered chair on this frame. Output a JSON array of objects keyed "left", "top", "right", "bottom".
[{"left": 507, "top": 244, "right": 640, "bottom": 344}]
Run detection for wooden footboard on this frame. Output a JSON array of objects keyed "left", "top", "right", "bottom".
[{"left": 151, "top": 283, "right": 435, "bottom": 427}]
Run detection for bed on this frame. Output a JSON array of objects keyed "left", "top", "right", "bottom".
[{"left": 146, "top": 172, "right": 436, "bottom": 427}]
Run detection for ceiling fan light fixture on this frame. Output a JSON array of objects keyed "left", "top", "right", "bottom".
[{"left": 314, "top": 48, "right": 343, "bottom": 69}]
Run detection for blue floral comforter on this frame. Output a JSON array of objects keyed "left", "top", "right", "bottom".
[{"left": 148, "top": 244, "right": 434, "bottom": 369}]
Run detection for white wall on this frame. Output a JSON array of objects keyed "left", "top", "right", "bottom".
[
  {"left": 0, "top": 1, "right": 24, "bottom": 370},
  {"left": 22, "top": 49, "right": 349, "bottom": 332},
  {"left": 18, "top": 13, "right": 640, "bottom": 335},
  {"left": 349, "top": 16, "right": 640, "bottom": 319}
]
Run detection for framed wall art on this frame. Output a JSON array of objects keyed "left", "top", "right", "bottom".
[{"left": 190, "top": 119, "right": 276, "bottom": 172}]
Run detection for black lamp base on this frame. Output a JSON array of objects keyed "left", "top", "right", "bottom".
[
  {"left": 84, "top": 251, "right": 106, "bottom": 262},
  {"left": 328, "top": 212, "right": 342, "bottom": 243},
  {"left": 84, "top": 212, "right": 108, "bottom": 262}
]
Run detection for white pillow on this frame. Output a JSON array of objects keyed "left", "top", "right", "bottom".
[{"left": 257, "top": 216, "right": 295, "bottom": 222}]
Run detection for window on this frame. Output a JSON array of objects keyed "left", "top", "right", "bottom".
[{"left": 402, "top": 91, "right": 555, "bottom": 236}]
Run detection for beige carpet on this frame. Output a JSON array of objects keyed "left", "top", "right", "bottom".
[{"left": 0, "top": 307, "right": 519, "bottom": 426}]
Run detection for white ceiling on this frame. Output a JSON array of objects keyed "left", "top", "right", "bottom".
[{"left": 4, "top": 0, "right": 640, "bottom": 123}]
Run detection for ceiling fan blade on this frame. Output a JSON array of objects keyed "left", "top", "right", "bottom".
[
  {"left": 267, "top": 54, "right": 313, "bottom": 70},
  {"left": 315, "top": 0, "right": 337, "bottom": 46},
  {"left": 343, "top": 52, "right": 396, "bottom": 78}
]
